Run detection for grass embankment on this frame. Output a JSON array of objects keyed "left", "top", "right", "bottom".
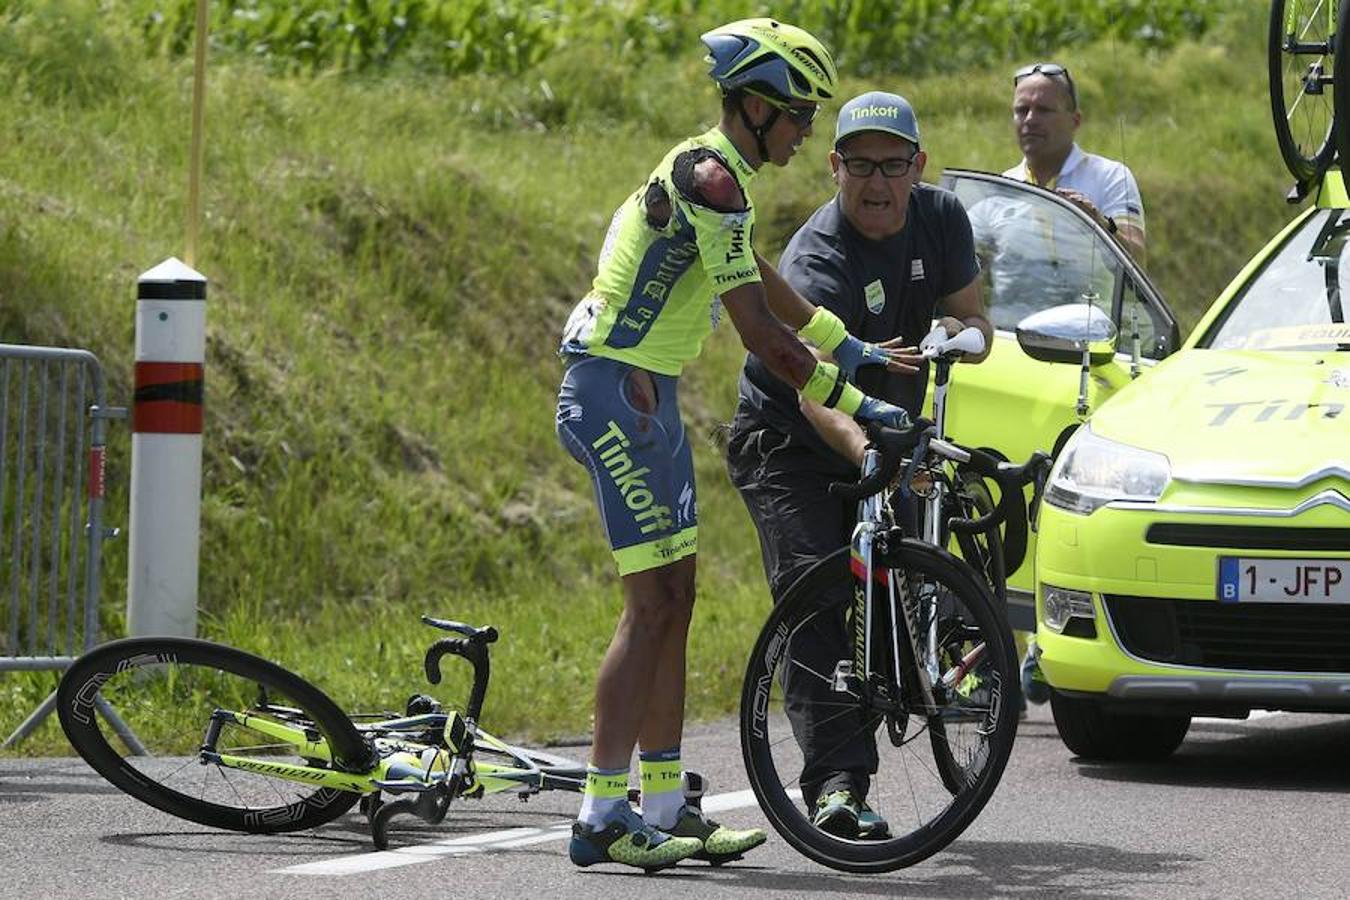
[{"left": 1, "top": 0, "right": 1292, "bottom": 753}]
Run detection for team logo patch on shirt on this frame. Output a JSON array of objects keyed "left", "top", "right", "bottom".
[
  {"left": 911, "top": 259, "right": 925, "bottom": 281},
  {"left": 864, "top": 279, "right": 886, "bottom": 314}
]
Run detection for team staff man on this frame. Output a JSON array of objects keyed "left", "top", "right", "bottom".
[
  {"left": 727, "top": 91, "right": 991, "bottom": 838},
  {"left": 1005, "top": 62, "right": 1146, "bottom": 261},
  {"left": 555, "top": 22, "right": 910, "bottom": 871},
  {"left": 1001, "top": 61, "right": 1148, "bottom": 701}
]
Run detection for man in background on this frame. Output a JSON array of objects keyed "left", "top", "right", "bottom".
[
  {"left": 999, "top": 61, "right": 1147, "bottom": 705},
  {"left": 1005, "top": 62, "right": 1146, "bottom": 262}
]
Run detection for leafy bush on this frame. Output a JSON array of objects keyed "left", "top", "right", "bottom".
[{"left": 111, "top": 0, "right": 1225, "bottom": 76}]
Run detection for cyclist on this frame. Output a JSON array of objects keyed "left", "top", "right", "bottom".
[
  {"left": 555, "top": 20, "right": 911, "bottom": 871},
  {"left": 726, "top": 90, "right": 990, "bottom": 839}
]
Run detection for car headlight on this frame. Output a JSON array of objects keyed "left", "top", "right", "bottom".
[{"left": 1044, "top": 426, "right": 1170, "bottom": 515}]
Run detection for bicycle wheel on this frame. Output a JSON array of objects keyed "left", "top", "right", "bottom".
[
  {"left": 1270, "top": 0, "right": 1338, "bottom": 183},
  {"left": 740, "top": 539, "right": 1018, "bottom": 873},
  {"left": 58, "top": 637, "right": 372, "bottom": 833}
]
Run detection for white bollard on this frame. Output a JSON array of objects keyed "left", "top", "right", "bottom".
[{"left": 127, "top": 257, "right": 206, "bottom": 637}]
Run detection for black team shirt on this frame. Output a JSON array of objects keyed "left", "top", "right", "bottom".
[{"left": 733, "top": 182, "right": 979, "bottom": 476}]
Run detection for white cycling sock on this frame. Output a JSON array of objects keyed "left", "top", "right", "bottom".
[
  {"left": 577, "top": 765, "right": 630, "bottom": 829},
  {"left": 638, "top": 747, "right": 684, "bottom": 830}
]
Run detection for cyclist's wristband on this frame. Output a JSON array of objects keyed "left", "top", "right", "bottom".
[
  {"left": 797, "top": 307, "right": 847, "bottom": 354},
  {"left": 802, "top": 360, "right": 863, "bottom": 415}
]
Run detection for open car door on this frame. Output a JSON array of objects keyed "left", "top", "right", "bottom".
[{"left": 935, "top": 169, "right": 1180, "bottom": 628}]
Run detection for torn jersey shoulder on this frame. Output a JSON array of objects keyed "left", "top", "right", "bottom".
[{"left": 671, "top": 148, "right": 747, "bottom": 213}]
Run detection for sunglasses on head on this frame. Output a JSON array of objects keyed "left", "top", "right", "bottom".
[
  {"left": 746, "top": 88, "right": 819, "bottom": 129},
  {"left": 1013, "top": 62, "right": 1078, "bottom": 107}
]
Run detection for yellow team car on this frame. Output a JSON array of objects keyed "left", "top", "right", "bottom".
[{"left": 937, "top": 167, "right": 1349, "bottom": 761}]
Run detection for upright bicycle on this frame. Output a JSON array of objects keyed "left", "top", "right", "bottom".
[
  {"left": 739, "top": 327, "right": 1050, "bottom": 874},
  {"left": 57, "top": 617, "right": 701, "bottom": 852}
]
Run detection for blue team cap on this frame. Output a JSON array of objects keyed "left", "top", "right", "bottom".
[{"left": 834, "top": 91, "right": 920, "bottom": 149}]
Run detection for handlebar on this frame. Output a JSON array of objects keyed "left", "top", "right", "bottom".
[
  {"left": 920, "top": 324, "right": 986, "bottom": 361},
  {"left": 420, "top": 616, "right": 498, "bottom": 719},
  {"left": 947, "top": 449, "right": 1052, "bottom": 535},
  {"left": 827, "top": 421, "right": 928, "bottom": 503},
  {"left": 826, "top": 422, "right": 1052, "bottom": 537},
  {"left": 421, "top": 615, "right": 498, "bottom": 642}
]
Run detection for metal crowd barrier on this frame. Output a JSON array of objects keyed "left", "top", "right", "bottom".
[{"left": 0, "top": 344, "right": 126, "bottom": 748}]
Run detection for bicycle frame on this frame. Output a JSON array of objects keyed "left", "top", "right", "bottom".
[
  {"left": 847, "top": 448, "right": 942, "bottom": 721},
  {"left": 195, "top": 706, "right": 587, "bottom": 800},
  {"left": 842, "top": 329, "right": 1013, "bottom": 720}
]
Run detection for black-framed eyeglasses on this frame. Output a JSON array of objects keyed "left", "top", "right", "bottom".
[
  {"left": 838, "top": 153, "right": 917, "bottom": 179},
  {"left": 1013, "top": 62, "right": 1078, "bottom": 109},
  {"left": 746, "top": 87, "right": 819, "bottom": 129}
]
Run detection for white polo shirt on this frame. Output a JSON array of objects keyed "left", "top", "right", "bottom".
[{"left": 1004, "top": 143, "right": 1145, "bottom": 235}]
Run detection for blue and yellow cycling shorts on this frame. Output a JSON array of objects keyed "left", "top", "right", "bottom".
[{"left": 556, "top": 355, "right": 697, "bottom": 575}]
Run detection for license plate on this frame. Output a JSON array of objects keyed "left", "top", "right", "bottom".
[{"left": 1218, "top": 557, "right": 1350, "bottom": 604}]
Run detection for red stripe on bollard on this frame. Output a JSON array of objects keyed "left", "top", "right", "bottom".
[
  {"left": 133, "top": 361, "right": 204, "bottom": 434},
  {"left": 136, "top": 361, "right": 203, "bottom": 388}
]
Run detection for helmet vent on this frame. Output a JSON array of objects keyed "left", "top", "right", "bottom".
[{"left": 793, "top": 47, "right": 834, "bottom": 98}]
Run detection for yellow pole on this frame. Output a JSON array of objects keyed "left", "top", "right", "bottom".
[{"left": 185, "top": 0, "right": 209, "bottom": 267}]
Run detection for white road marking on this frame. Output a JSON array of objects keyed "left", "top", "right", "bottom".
[{"left": 274, "top": 787, "right": 783, "bottom": 876}]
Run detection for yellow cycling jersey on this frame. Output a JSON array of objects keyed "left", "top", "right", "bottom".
[{"left": 560, "top": 127, "right": 762, "bottom": 376}]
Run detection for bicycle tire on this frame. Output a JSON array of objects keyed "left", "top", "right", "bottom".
[
  {"left": 740, "top": 540, "right": 1018, "bottom": 873},
  {"left": 1336, "top": 0, "right": 1350, "bottom": 182},
  {"left": 58, "top": 637, "right": 371, "bottom": 834},
  {"left": 1270, "top": 0, "right": 1338, "bottom": 184}
]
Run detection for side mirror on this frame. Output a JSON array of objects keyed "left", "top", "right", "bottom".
[{"left": 1015, "top": 304, "right": 1118, "bottom": 365}]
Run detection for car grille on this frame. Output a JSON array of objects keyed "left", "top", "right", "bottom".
[
  {"left": 1104, "top": 595, "right": 1350, "bottom": 673},
  {"left": 1144, "top": 524, "right": 1350, "bottom": 552}
]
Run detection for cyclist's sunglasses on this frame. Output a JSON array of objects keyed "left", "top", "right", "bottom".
[
  {"left": 1013, "top": 62, "right": 1078, "bottom": 108},
  {"left": 746, "top": 88, "right": 820, "bottom": 129}
]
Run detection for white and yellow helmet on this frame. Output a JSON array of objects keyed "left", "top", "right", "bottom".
[{"left": 701, "top": 18, "right": 838, "bottom": 102}]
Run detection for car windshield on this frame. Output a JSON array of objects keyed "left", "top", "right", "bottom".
[{"left": 1203, "top": 208, "right": 1350, "bottom": 351}]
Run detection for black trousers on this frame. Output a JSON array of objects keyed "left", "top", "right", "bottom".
[{"left": 726, "top": 423, "right": 877, "bottom": 807}]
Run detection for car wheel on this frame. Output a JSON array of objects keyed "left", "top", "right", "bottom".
[{"left": 1049, "top": 690, "right": 1190, "bottom": 761}]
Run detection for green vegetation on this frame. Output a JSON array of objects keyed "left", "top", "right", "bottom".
[
  {"left": 118, "top": 0, "right": 1222, "bottom": 77},
  {"left": 0, "top": 0, "right": 1294, "bottom": 754}
]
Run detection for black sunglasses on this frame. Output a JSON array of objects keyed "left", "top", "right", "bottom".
[
  {"left": 746, "top": 87, "right": 819, "bottom": 129},
  {"left": 1013, "top": 62, "right": 1078, "bottom": 108},
  {"left": 838, "top": 153, "right": 918, "bottom": 179}
]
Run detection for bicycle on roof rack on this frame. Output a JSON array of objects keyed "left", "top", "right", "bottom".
[{"left": 1268, "top": 0, "right": 1350, "bottom": 198}]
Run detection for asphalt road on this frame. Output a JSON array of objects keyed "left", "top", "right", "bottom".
[{"left": 4, "top": 705, "right": 1349, "bottom": 900}]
